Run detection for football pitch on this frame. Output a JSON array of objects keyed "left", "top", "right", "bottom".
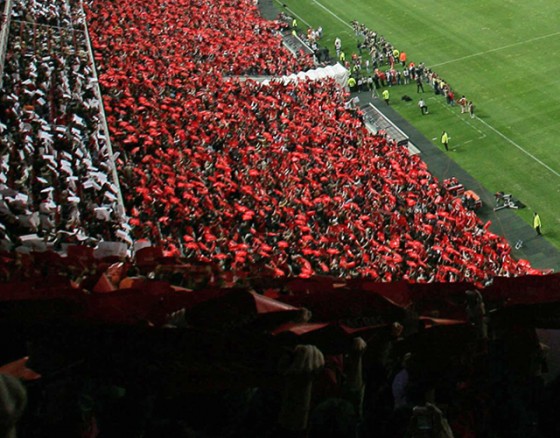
[{"left": 277, "top": 0, "right": 560, "bottom": 249}]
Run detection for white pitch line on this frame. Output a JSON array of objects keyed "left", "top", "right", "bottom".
[
  {"left": 428, "top": 96, "right": 486, "bottom": 138},
  {"left": 475, "top": 117, "right": 560, "bottom": 178},
  {"left": 312, "top": 0, "right": 353, "bottom": 30},
  {"left": 273, "top": 0, "right": 312, "bottom": 27},
  {"left": 430, "top": 98, "right": 559, "bottom": 177},
  {"left": 430, "top": 31, "right": 560, "bottom": 68},
  {"left": 275, "top": 0, "right": 353, "bottom": 39}
]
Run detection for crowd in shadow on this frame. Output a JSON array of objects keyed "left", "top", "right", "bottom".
[{"left": 0, "top": 245, "right": 558, "bottom": 437}]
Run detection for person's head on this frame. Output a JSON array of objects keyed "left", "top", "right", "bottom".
[{"left": 308, "top": 398, "right": 357, "bottom": 438}]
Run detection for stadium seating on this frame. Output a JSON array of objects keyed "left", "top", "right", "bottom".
[
  {"left": 0, "top": 0, "right": 128, "bottom": 250},
  {"left": 80, "top": 0, "right": 534, "bottom": 286},
  {"left": 2, "top": 0, "right": 540, "bottom": 285},
  {"left": 0, "top": 0, "right": 537, "bottom": 287}
]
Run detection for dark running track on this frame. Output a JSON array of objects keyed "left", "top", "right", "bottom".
[{"left": 258, "top": 0, "right": 282, "bottom": 20}]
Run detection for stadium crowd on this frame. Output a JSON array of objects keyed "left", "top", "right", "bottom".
[
  {"left": 0, "top": 1, "right": 557, "bottom": 437},
  {"left": 0, "top": 0, "right": 129, "bottom": 250},
  {"left": 0, "top": 244, "right": 556, "bottom": 438},
  {"left": 81, "top": 0, "right": 535, "bottom": 286},
  {"left": 0, "top": 0, "right": 536, "bottom": 285}
]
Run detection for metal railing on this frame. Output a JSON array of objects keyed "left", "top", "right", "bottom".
[
  {"left": 79, "top": 0, "right": 126, "bottom": 219},
  {"left": 0, "top": 0, "right": 13, "bottom": 89}
]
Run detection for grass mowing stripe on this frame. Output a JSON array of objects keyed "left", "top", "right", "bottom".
[
  {"left": 475, "top": 117, "right": 560, "bottom": 179},
  {"left": 308, "top": 0, "right": 560, "bottom": 179},
  {"left": 427, "top": 97, "right": 486, "bottom": 140}
]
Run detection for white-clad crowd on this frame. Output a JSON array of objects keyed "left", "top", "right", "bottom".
[{"left": 0, "top": 0, "right": 130, "bottom": 252}]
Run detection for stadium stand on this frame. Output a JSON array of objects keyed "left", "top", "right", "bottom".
[
  {"left": 0, "top": 1, "right": 558, "bottom": 437},
  {"left": 75, "top": 0, "right": 536, "bottom": 287},
  {"left": 0, "top": 0, "right": 128, "bottom": 251}
]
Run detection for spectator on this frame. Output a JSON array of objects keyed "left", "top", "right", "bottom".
[
  {"left": 392, "top": 352, "right": 413, "bottom": 410},
  {"left": 0, "top": 375, "right": 26, "bottom": 438},
  {"left": 277, "top": 344, "right": 325, "bottom": 434},
  {"left": 416, "top": 76, "right": 425, "bottom": 93},
  {"left": 0, "top": 356, "right": 41, "bottom": 438},
  {"left": 407, "top": 402, "right": 454, "bottom": 438}
]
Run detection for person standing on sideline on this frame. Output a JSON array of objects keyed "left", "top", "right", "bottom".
[
  {"left": 347, "top": 76, "right": 356, "bottom": 92},
  {"left": 402, "top": 67, "right": 410, "bottom": 84},
  {"left": 447, "top": 89, "right": 455, "bottom": 106},
  {"left": 416, "top": 76, "right": 424, "bottom": 93},
  {"left": 371, "top": 81, "right": 379, "bottom": 99},
  {"left": 458, "top": 95, "right": 467, "bottom": 113},
  {"left": 418, "top": 98, "right": 428, "bottom": 115},
  {"left": 441, "top": 130, "right": 449, "bottom": 151},
  {"left": 399, "top": 51, "right": 407, "bottom": 67},
  {"left": 468, "top": 101, "right": 475, "bottom": 118},
  {"left": 534, "top": 212, "right": 542, "bottom": 235},
  {"left": 382, "top": 89, "right": 390, "bottom": 105}
]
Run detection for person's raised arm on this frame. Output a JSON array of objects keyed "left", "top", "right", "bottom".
[
  {"left": 343, "top": 337, "right": 367, "bottom": 419},
  {"left": 277, "top": 344, "right": 325, "bottom": 434}
]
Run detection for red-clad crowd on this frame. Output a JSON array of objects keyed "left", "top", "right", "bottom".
[
  {"left": 82, "top": 0, "right": 537, "bottom": 285},
  {"left": 0, "top": 0, "right": 129, "bottom": 250}
]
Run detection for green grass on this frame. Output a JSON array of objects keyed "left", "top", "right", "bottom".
[{"left": 277, "top": 0, "right": 560, "bottom": 248}]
